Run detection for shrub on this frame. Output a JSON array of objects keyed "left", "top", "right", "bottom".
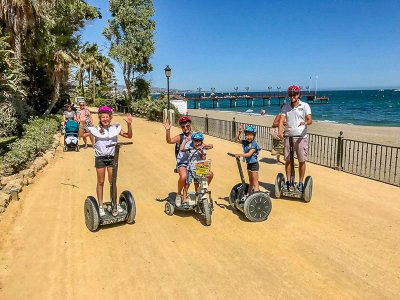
[
  {"left": 130, "top": 98, "right": 181, "bottom": 122},
  {"left": 0, "top": 97, "right": 31, "bottom": 137},
  {"left": 1, "top": 116, "right": 60, "bottom": 174},
  {"left": 93, "top": 98, "right": 116, "bottom": 108}
]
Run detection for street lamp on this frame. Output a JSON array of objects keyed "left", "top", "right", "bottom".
[
  {"left": 234, "top": 86, "right": 238, "bottom": 96},
  {"left": 114, "top": 81, "right": 117, "bottom": 101},
  {"left": 277, "top": 86, "right": 281, "bottom": 95},
  {"left": 245, "top": 87, "right": 249, "bottom": 94},
  {"left": 268, "top": 86, "right": 272, "bottom": 94},
  {"left": 197, "top": 87, "right": 202, "bottom": 99},
  {"left": 164, "top": 65, "right": 171, "bottom": 110},
  {"left": 306, "top": 85, "right": 310, "bottom": 93},
  {"left": 211, "top": 87, "right": 216, "bottom": 97}
]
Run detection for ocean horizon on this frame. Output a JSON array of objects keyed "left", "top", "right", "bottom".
[{"left": 183, "top": 89, "right": 400, "bottom": 127}]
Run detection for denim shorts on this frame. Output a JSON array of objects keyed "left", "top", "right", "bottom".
[
  {"left": 247, "top": 162, "right": 259, "bottom": 172},
  {"left": 95, "top": 156, "right": 114, "bottom": 168},
  {"left": 186, "top": 169, "right": 198, "bottom": 185}
]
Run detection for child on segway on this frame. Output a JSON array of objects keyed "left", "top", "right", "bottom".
[
  {"left": 179, "top": 132, "right": 214, "bottom": 207},
  {"left": 234, "top": 125, "right": 261, "bottom": 194},
  {"left": 79, "top": 106, "right": 132, "bottom": 217}
]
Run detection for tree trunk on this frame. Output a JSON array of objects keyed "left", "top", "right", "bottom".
[
  {"left": 44, "top": 75, "right": 60, "bottom": 115},
  {"left": 92, "top": 74, "right": 96, "bottom": 103},
  {"left": 123, "top": 63, "right": 133, "bottom": 101},
  {"left": 80, "top": 70, "right": 85, "bottom": 97}
]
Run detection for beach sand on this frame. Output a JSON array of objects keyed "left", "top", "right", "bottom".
[
  {"left": 0, "top": 115, "right": 399, "bottom": 299},
  {"left": 188, "top": 109, "right": 400, "bottom": 147}
]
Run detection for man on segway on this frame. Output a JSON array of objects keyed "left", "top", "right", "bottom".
[
  {"left": 277, "top": 85, "right": 312, "bottom": 191},
  {"left": 163, "top": 116, "right": 193, "bottom": 206}
]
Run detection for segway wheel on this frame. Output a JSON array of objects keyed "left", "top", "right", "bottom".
[
  {"left": 275, "top": 173, "right": 285, "bottom": 198},
  {"left": 75, "top": 145, "right": 79, "bottom": 152},
  {"left": 203, "top": 198, "right": 211, "bottom": 226},
  {"left": 63, "top": 145, "right": 67, "bottom": 152},
  {"left": 120, "top": 190, "right": 136, "bottom": 224},
  {"left": 165, "top": 201, "right": 174, "bottom": 216},
  {"left": 243, "top": 192, "right": 272, "bottom": 222},
  {"left": 84, "top": 196, "right": 100, "bottom": 231},
  {"left": 303, "top": 176, "right": 313, "bottom": 203},
  {"left": 229, "top": 183, "right": 249, "bottom": 210}
]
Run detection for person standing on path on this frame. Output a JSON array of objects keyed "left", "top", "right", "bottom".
[
  {"left": 76, "top": 100, "right": 95, "bottom": 149},
  {"left": 277, "top": 85, "right": 312, "bottom": 191}
]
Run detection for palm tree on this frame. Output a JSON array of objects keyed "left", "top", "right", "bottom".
[{"left": 0, "top": 0, "right": 39, "bottom": 62}]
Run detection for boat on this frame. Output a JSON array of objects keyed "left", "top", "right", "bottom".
[
  {"left": 379, "top": 89, "right": 384, "bottom": 92},
  {"left": 393, "top": 89, "right": 400, "bottom": 92}
]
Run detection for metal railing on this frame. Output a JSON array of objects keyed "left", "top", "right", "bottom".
[{"left": 189, "top": 115, "right": 400, "bottom": 187}]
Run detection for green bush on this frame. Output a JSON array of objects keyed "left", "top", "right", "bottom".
[
  {"left": 130, "top": 98, "right": 181, "bottom": 122},
  {"left": 93, "top": 98, "right": 116, "bottom": 108},
  {"left": 1, "top": 116, "right": 60, "bottom": 174}
]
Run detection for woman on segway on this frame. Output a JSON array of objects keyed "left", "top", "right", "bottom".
[
  {"left": 234, "top": 125, "right": 261, "bottom": 194},
  {"left": 179, "top": 132, "right": 214, "bottom": 207},
  {"left": 79, "top": 106, "right": 132, "bottom": 217}
]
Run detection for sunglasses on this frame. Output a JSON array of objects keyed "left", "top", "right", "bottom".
[
  {"left": 180, "top": 124, "right": 191, "bottom": 129},
  {"left": 288, "top": 92, "right": 299, "bottom": 97}
]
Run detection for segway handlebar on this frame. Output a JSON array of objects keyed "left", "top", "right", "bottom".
[
  {"left": 283, "top": 134, "right": 304, "bottom": 138},
  {"left": 227, "top": 152, "right": 236, "bottom": 157},
  {"left": 106, "top": 142, "right": 133, "bottom": 148}
]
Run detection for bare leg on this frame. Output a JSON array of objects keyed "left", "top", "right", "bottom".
[
  {"left": 252, "top": 172, "right": 259, "bottom": 192},
  {"left": 207, "top": 171, "right": 214, "bottom": 185},
  {"left": 299, "top": 161, "right": 306, "bottom": 183},
  {"left": 247, "top": 170, "right": 254, "bottom": 194},
  {"left": 83, "top": 136, "right": 88, "bottom": 148},
  {"left": 90, "top": 135, "right": 95, "bottom": 148},
  {"left": 96, "top": 168, "right": 106, "bottom": 207},
  {"left": 285, "top": 161, "right": 291, "bottom": 182},
  {"left": 177, "top": 167, "right": 187, "bottom": 202},
  {"left": 107, "top": 166, "right": 114, "bottom": 203}
]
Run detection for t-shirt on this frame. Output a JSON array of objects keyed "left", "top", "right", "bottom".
[
  {"left": 241, "top": 140, "right": 260, "bottom": 164},
  {"left": 281, "top": 101, "right": 312, "bottom": 137},
  {"left": 88, "top": 124, "right": 121, "bottom": 157},
  {"left": 63, "top": 110, "right": 76, "bottom": 121},
  {"left": 177, "top": 141, "right": 206, "bottom": 165}
]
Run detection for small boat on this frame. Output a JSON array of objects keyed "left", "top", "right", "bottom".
[
  {"left": 393, "top": 89, "right": 400, "bottom": 92},
  {"left": 379, "top": 89, "right": 384, "bottom": 92}
]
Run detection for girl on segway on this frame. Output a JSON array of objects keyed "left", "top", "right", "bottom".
[
  {"left": 179, "top": 132, "right": 214, "bottom": 207},
  {"left": 79, "top": 106, "right": 132, "bottom": 217},
  {"left": 234, "top": 125, "right": 261, "bottom": 194}
]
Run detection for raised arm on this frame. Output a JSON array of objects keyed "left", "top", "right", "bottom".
[
  {"left": 120, "top": 113, "right": 133, "bottom": 138},
  {"left": 163, "top": 121, "right": 180, "bottom": 144},
  {"left": 235, "top": 125, "right": 243, "bottom": 143}
]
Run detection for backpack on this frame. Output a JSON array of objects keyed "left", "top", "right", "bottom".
[{"left": 175, "top": 133, "right": 185, "bottom": 158}]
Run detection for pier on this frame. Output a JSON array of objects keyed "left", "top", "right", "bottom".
[{"left": 186, "top": 92, "right": 329, "bottom": 109}]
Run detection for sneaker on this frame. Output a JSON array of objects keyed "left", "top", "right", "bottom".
[
  {"left": 298, "top": 182, "right": 304, "bottom": 192},
  {"left": 175, "top": 195, "right": 182, "bottom": 207},
  {"left": 117, "top": 204, "right": 124, "bottom": 213},
  {"left": 99, "top": 207, "right": 106, "bottom": 217}
]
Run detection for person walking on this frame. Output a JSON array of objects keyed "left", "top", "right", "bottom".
[{"left": 277, "top": 85, "right": 312, "bottom": 191}]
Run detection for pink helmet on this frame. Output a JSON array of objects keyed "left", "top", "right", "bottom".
[
  {"left": 98, "top": 106, "right": 113, "bottom": 114},
  {"left": 287, "top": 85, "right": 300, "bottom": 93},
  {"left": 178, "top": 115, "right": 191, "bottom": 125}
]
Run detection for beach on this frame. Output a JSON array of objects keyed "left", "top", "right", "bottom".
[
  {"left": 188, "top": 109, "right": 400, "bottom": 147},
  {"left": 0, "top": 115, "right": 399, "bottom": 299}
]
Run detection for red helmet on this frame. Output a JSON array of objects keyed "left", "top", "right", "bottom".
[
  {"left": 178, "top": 116, "right": 191, "bottom": 125},
  {"left": 288, "top": 85, "right": 300, "bottom": 93}
]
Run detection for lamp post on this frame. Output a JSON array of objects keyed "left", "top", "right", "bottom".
[
  {"left": 114, "top": 81, "right": 117, "bottom": 101},
  {"left": 306, "top": 85, "right": 310, "bottom": 93},
  {"left": 277, "top": 86, "right": 281, "bottom": 95},
  {"left": 299, "top": 85, "right": 303, "bottom": 95},
  {"left": 197, "top": 87, "right": 202, "bottom": 99},
  {"left": 164, "top": 65, "right": 171, "bottom": 110},
  {"left": 234, "top": 86, "right": 238, "bottom": 96},
  {"left": 268, "top": 86, "right": 272, "bottom": 95},
  {"left": 211, "top": 87, "right": 216, "bottom": 97},
  {"left": 245, "top": 86, "right": 249, "bottom": 95}
]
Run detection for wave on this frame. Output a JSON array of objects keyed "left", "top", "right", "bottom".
[{"left": 318, "top": 120, "right": 338, "bottom": 124}]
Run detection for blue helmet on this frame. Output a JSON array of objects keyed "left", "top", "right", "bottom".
[
  {"left": 191, "top": 132, "right": 204, "bottom": 140},
  {"left": 244, "top": 125, "right": 257, "bottom": 134}
]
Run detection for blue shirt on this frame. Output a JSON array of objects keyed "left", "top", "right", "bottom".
[
  {"left": 242, "top": 140, "right": 260, "bottom": 164},
  {"left": 176, "top": 141, "right": 206, "bottom": 165}
]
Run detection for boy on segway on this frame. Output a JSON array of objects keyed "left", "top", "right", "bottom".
[
  {"left": 234, "top": 125, "right": 261, "bottom": 194},
  {"left": 179, "top": 132, "right": 214, "bottom": 207},
  {"left": 277, "top": 85, "right": 312, "bottom": 191}
]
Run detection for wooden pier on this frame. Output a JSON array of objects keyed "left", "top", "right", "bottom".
[{"left": 186, "top": 92, "right": 329, "bottom": 109}]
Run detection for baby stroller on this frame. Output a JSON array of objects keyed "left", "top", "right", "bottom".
[{"left": 64, "top": 120, "right": 79, "bottom": 152}]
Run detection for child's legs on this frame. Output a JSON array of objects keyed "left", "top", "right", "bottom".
[
  {"left": 251, "top": 171, "right": 259, "bottom": 192},
  {"left": 207, "top": 171, "right": 214, "bottom": 185},
  {"left": 89, "top": 135, "right": 95, "bottom": 147},
  {"left": 83, "top": 136, "right": 87, "bottom": 145},
  {"left": 96, "top": 167, "right": 106, "bottom": 207},
  {"left": 106, "top": 166, "right": 114, "bottom": 202},
  {"left": 247, "top": 170, "right": 254, "bottom": 193}
]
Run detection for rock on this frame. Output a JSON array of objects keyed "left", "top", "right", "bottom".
[
  {"left": 27, "top": 178, "right": 33, "bottom": 185},
  {"left": 0, "top": 192, "right": 10, "bottom": 208},
  {"left": 33, "top": 157, "right": 47, "bottom": 172},
  {"left": 43, "top": 152, "right": 53, "bottom": 162},
  {"left": 21, "top": 169, "right": 35, "bottom": 180},
  {"left": 2, "top": 179, "right": 23, "bottom": 194},
  {"left": 0, "top": 206, "right": 5, "bottom": 213},
  {"left": 0, "top": 174, "right": 23, "bottom": 186}
]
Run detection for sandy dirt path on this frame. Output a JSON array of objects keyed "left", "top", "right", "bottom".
[{"left": 0, "top": 115, "right": 399, "bottom": 299}]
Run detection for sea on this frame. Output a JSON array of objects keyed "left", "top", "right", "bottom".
[{"left": 184, "top": 90, "right": 400, "bottom": 127}]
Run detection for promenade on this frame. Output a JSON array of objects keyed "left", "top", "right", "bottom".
[{"left": 0, "top": 115, "right": 399, "bottom": 299}]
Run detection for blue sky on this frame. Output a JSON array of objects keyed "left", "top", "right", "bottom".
[{"left": 81, "top": 0, "right": 400, "bottom": 91}]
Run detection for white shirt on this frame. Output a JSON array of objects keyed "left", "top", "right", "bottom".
[
  {"left": 281, "top": 101, "right": 312, "bottom": 137},
  {"left": 88, "top": 124, "right": 121, "bottom": 157}
]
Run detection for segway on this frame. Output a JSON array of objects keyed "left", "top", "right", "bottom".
[
  {"left": 84, "top": 142, "right": 136, "bottom": 231},
  {"left": 165, "top": 148, "right": 213, "bottom": 226},
  {"left": 275, "top": 135, "right": 313, "bottom": 202},
  {"left": 227, "top": 153, "right": 272, "bottom": 222}
]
